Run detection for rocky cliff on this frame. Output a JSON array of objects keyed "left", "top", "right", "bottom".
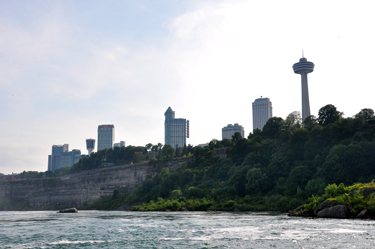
[{"left": 0, "top": 158, "right": 191, "bottom": 210}]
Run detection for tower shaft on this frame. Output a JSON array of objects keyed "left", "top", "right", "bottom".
[{"left": 301, "top": 73, "right": 311, "bottom": 121}]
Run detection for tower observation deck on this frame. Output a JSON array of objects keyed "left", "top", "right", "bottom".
[{"left": 293, "top": 57, "right": 314, "bottom": 121}]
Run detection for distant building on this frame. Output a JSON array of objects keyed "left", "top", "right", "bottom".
[
  {"left": 97, "top": 124, "right": 115, "bottom": 151},
  {"left": 60, "top": 149, "right": 82, "bottom": 169},
  {"left": 196, "top": 143, "right": 209, "bottom": 148},
  {"left": 164, "top": 107, "right": 187, "bottom": 149},
  {"left": 252, "top": 97, "right": 272, "bottom": 131},
  {"left": 48, "top": 144, "right": 69, "bottom": 171},
  {"left": 86, "top": 139, "right": 95, "bottom": 155},
  {"left": 222, "top": 123, "right": 245, "bottom": 140},
  {"left": 114, "top": 141, "right": 125, "bottom": 148}
]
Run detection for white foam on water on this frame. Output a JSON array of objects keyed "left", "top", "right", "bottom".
[{"left": 49, "top": 240, "right": 107, "bottom": 245}]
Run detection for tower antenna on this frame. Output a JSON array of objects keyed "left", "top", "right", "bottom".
[{"left": 302, "top": 50, "right": 304, "bottom": 58}]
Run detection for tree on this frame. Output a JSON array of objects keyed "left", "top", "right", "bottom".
[
  {"left": 245, "top": 168, "right": 268, "bottom": 194},
  {"left": 182, "top": 144, "right": 188, "bottom": 156},
  {"left": 146, "top": 143, "right": 153, "bottom": 151},
  {"left": 151, "top": 145, "right": 159, "bottom": 152},
  {"left": 262, "top": 117, "right": 283, "bottom": 139},
  {"left": 303, "top": 115, "right": 318, "bottom": 129},
  {"left": 278, "top": 111, "right": 302, "bottom": 141},
  {"left": 356, "top": 108, "right": 374, "bottom": 119},
  {"left": 132, "top": 152, "right": 143, "bottom": 163},
  {"left": 161, "top": 144, "right": 175, "bottom": 159},
  {"left": 248, "top": 128, "right": 262, "bottom": 139},
  {"left": 317, "top": 104, "right": 343, "bottom": 126},
  {"left": 232, "top": 132, "right": 242, "bottom": 142}
]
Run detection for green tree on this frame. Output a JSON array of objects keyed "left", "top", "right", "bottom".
[
  {"left": 356, "top": 108, "right": 374, "bottom": 119},
  {"left": 303, "top": 115, "right": 318, "bottom": 129},
  {"left": 245, "top": 168, "right": 268, "bottom": 194},
  {"left": 318, "top": 104, "right": 343, "bottom": 126},
  {"left": 262, "top": 117, "right": 283, "bottom": 139},
  {"left": 132, "top": 152, "right": 143, "bottom": 163},
  {"left": 232, "top": 132, "right": 242, "bottom": 142},
  {"left": 182, "top": 144, "right": 188, "bottom": 156},
  {"left": 146, "top": 143, "right": 153, "bottom": 151},
  {"left": 162, "top": 144, "right": 175, "bottom": 159}
]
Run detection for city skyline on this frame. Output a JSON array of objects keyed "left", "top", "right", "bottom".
[{"left": 1, "top": 1, "right": 375, "bottom": 174}]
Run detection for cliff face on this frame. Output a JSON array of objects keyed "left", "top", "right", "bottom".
[{"left": 0, "top": 158, "right": 190, "bottom": 210}]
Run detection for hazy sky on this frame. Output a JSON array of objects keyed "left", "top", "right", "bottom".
[{"left": 1, "top": 0, "right": 375, "bottom": 174}]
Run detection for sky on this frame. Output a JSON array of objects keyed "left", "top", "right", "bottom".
[{"left": 1, "top": 0, "right": 375, "bottom": 174}]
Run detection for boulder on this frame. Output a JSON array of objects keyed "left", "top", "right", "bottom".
[
  {"left": 288, "top": 205, "right": 310, "bottom": 217},
  {"left": 317, "top": 205, "right": 349, "bottom": 218},
  {"left": 233, "top": 207, "right": 241, "bottom": 212},
  {"left": 360, "top": 188, "right": 375, "bottom": 197},
  {"left": 314, "top": 200, "right": 335, "bottom": 215},
  {"left": 164, "top": 209, "right": 171, "bottom": 212},
  {"left": 58, "top": 208, "right": 78, "bottom": 213},
  {"left": 180, "top": 207, "right": 188, "bottom": 211}
]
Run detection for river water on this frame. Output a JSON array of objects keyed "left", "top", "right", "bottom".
[{"left": 0, "top": 211, "right": 374, "bottom": 248}]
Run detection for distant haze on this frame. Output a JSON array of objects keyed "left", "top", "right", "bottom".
[{"left": 1, "top": 0, "right": 375, "bottom": 174}]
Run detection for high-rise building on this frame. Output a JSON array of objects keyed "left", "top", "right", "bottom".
[
  {"left": 48, "top": 144, "right": 68, "bottom": 171},
  {"left": 60, "top": 149, "right": 82, "bottom": 169},
  {"left": 252, "top": 97, "right": 272, "bottom": 131},
  {"left": 86, "top": 139, "right": 95, "bottom": 155},
  {"left": 164, "top": 107, "right": 187, "bottom": 149},
  {"left": 293, "top": 56, "right": 314, "bottom": 121},
  {"left": 114, "top": 141, "right": 125, "bottom": 148},
  {"left": 97, "top": 124, "right": 115, "bottom": 151},
  {"left": 222, "top": 123, "right": 245, "bottom": 140}
]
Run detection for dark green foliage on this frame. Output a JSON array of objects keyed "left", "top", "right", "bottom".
[
  {"left": 318, "top": 104, "right": 343, "bottom": 126},
  {"left": 85, "top": 104, "right": 375, "bottom": 212}
]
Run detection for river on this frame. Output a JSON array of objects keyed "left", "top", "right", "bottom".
[{"left": 0, "top": 211, "right": 374, "bottom": 248}]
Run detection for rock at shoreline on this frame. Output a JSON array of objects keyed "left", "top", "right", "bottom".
[
  {"left": 314, "top": 200, "right": 336, "bottom": 215},
  {"left": 58, "top": 208, "right": 78, "bottom": 213},
  {"left": 288, "top": 205, "right": 310, "bottom": 217},
  {"left": 317, "top": 205, "right": 349, "bottom": 218},
  {"left": 180, "top": 207, "right": 188, "bottom": 211}
]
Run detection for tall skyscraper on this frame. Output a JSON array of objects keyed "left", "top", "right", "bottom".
[
  {"left": 86, "top": 139, "right": 95, "bottom": 155},
  {"left": 293, "top": 56, "right": 315, "bottom": 121},
  {"left": 164, "top": 107, "right": 187, "bottom": 149},
  {"left": 97, "top": 125, "right": 115, "bottom": 151},
  {"left": 48, "top": 144, "right": 69, "bottom": 171},
  {"left": 222, "top": 123, "right": 244, "bottom": 140},
  {"left": 252, "top": 97, "right": 272, "bottom": 131}
]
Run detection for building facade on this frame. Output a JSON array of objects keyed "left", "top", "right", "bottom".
[
  {"left": 164, "top": 107, "right": 187, "bottom": 149},
  {"left": 60, "top": 149, "right": 82, "bottom": 169},
  {"left": 48, "top": 144, "right": 69, "bottom": 171},
  {"left": 114, "top": 141, "right": 125, "bottom": 148},
  {"left": 222, "top": 123, "right": 245, "bottom": 140},
  {"left": 252, "top": 97, "right": 273, "bottom": 131},
  {"left": 97, "top": 124, "right": 115, "bottom": 151}
]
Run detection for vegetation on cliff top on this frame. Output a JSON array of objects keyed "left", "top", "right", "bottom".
[{"left": 87, "top": 105, "right": 375, "bottom": 212}]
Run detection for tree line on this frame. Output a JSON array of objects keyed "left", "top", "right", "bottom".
[{"left": 88, "top": 104, "right": 375, "bottom": 211}]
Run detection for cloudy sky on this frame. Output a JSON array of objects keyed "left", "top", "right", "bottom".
[{"left": 1, "top": 0, "right": 375, "bottom": 174}]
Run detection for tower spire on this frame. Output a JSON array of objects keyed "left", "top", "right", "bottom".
[{"left": 302, "top": 49, "right": 304, "bottom": 58}]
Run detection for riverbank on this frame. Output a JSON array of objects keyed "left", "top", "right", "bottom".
[{"left": 288, "top": 182, "right": 375, "bottom": 219}]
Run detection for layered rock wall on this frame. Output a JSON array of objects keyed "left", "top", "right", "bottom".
[{"left": 0, "top": 158, "right": 190, "bottom": 210}]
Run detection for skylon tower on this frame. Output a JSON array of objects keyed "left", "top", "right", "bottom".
[{"left": 293, "top": 56, "right": 314, "bottom": 121}]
